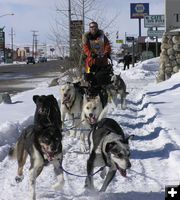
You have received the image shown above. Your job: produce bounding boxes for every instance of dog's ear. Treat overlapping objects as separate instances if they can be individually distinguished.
[125,135,135,143]
[105,142,116,152]
[48,94,56,101]
[33,95,39,103]
[94,95,101,103]
[83,94,88,104]
[73,81,81,88]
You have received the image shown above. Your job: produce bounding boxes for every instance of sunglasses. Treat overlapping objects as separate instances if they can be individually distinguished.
[90,26,97,28]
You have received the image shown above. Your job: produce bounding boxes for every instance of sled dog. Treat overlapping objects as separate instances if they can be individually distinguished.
[8,125,64,200]
[85,118,134,192]
[60,82,83,137]
[84,84,108,109]
[80,95,107,151]
[108,74,129,109]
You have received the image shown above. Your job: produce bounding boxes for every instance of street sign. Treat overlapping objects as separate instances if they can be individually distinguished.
[116,39,123,44]
[126,37,134,42]
[144,15,165,27]
[130,3,149,19]
[147,29,164,38]
[0,30,5,59]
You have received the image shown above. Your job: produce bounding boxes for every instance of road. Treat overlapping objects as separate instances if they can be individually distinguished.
[0,60,67,95]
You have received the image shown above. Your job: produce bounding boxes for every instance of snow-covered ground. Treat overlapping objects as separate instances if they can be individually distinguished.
[0,57,179,200]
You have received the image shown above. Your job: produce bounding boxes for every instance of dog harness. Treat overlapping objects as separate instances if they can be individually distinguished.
[63,93,76,111]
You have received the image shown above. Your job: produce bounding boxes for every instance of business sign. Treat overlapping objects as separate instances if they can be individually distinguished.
[165,0,180,31]
[70,20,83,40]
[147,29,164,38]
[116,39,123,44]
[0,30,5,59]
[126,37,134,42]
[130,3,149,19]
[144,15,165,28]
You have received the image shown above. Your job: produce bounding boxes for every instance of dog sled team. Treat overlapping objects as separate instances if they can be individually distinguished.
[8,21,134,200]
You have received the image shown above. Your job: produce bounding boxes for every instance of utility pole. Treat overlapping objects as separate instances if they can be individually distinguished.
[31,30,38,57]
[9,27,15,62]
[68,0,72,57]
[34,34,38,59]
[57,0,72,57]
[82,0,85,33]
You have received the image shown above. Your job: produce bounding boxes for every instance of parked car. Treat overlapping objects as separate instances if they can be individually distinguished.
[38,56,47,63]
[26,56,35,64]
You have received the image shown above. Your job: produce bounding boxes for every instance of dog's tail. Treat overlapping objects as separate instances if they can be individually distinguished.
[8,143,18,160]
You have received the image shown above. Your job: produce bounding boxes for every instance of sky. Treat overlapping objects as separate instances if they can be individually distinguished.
[0,57,180,199]
[1,0,164,49]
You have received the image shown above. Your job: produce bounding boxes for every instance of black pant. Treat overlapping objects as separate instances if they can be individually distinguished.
[124,63,129,70]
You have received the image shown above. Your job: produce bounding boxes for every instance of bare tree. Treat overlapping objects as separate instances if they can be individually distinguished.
[50,0,120,78]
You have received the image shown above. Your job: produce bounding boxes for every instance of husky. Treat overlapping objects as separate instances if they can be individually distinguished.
[84,84,108,109]
[8,125,64,200]
[60,82,83,137]
[85,118,134,192]
[107,74,129,110]
[80,95,108,151]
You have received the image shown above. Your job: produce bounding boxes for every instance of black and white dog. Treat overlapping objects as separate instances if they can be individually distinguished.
[85,118,134,192]
[9,125,64,200]
[107,74,129,109]
[8,95,64,200]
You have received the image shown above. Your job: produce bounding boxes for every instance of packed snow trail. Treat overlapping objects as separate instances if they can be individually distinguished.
[1,58,179,199]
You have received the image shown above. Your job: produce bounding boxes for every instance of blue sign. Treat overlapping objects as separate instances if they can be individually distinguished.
[130,3,149,19]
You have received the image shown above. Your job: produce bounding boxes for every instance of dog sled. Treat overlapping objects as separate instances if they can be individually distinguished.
[84,56,113,87]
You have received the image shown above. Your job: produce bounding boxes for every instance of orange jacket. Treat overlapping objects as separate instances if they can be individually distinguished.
[82,30,111,72]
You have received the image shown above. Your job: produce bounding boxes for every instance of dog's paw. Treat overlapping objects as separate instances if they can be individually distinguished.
[52,182,64,190]
[100,167,106,179]
[69,130,76,138]
[80,142,88,152]
[52,174,64,190]
[121,104,126,110]
[15,175,24,183]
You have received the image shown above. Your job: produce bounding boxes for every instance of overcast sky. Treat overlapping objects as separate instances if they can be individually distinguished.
[1,0,164,48]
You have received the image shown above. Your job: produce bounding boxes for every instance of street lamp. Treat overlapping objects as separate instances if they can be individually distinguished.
[0,13,14,18]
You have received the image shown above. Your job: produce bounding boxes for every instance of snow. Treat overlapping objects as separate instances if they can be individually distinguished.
[0,57,180,200]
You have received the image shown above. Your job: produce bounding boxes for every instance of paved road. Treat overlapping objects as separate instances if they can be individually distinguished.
[0,60,66,95]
